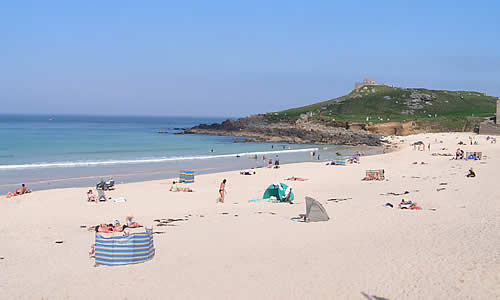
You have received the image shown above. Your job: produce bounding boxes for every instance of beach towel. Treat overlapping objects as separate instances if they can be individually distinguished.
[112,197,127,203]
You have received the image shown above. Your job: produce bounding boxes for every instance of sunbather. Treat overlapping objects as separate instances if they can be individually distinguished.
[466,168,476,178]
[6,184,30,198]
[112,224,128,232]
[87,189,97,202]
[93,224,114,233]
[126,216,141,228]
[240,170,256,175]
[291,214,306,222]
[285,176,308,181]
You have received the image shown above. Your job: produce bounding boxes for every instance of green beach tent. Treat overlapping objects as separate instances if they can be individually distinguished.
[263,183,294,203]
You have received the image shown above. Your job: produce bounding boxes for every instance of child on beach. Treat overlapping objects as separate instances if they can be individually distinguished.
[169,181,179,192]
[87,189,97,202]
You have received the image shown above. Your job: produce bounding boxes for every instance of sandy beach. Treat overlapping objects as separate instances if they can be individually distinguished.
[1,132,499,299]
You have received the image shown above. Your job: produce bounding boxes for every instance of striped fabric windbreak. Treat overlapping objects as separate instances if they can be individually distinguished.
[331,158,346,165]
[179,170,195,183]
[94,228,155,266]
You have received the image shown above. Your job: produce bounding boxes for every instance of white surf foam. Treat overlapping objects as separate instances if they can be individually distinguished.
[0,148,318,170]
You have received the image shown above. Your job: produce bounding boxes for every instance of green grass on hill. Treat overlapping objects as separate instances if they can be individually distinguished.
[269,85,497,129]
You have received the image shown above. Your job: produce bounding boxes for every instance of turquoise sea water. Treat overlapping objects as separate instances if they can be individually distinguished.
[0,114,381,193]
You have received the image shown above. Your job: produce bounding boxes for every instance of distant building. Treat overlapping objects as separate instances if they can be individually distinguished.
[354,78,379,90]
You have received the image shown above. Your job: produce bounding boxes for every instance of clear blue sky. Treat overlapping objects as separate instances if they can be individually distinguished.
[1,1,499,117]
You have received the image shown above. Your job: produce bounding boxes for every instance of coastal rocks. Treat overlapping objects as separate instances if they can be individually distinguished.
[185,115,382,146]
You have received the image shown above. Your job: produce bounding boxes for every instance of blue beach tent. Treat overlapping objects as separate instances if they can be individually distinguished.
[263,183,294,203]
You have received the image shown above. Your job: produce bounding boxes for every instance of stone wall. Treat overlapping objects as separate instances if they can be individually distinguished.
[497,99,500,124]
[479,121,500,135]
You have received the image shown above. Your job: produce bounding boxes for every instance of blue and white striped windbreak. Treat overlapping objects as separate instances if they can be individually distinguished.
[94,228,155,266]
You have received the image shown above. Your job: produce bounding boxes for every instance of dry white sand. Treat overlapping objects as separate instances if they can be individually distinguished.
[0,132,499,299]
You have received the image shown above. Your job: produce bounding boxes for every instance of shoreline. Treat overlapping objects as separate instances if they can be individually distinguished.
[1,132,498,299]
[0,145,383,195]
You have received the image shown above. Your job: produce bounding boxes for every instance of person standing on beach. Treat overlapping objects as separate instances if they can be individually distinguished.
[216,179,227,203]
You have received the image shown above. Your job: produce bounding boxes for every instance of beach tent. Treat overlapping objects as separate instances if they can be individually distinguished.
[94,228,155,266]
[305,196,330,222]
[179,170,195,183]
[263,183,294,202]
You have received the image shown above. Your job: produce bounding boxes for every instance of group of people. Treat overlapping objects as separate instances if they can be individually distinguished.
[91,216,141,233]
[268,155,280,168]
[169,181,193,192]
[362,171,383,181]
[6,184,30,198]
[413,143,430,151]
[88,216,142,257]
[96,177,114,191]
[87,189,106,202]
[310,151,320,160]
[262,155,280,168]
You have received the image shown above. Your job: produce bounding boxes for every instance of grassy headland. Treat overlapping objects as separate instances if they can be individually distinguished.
[269,85,497,130]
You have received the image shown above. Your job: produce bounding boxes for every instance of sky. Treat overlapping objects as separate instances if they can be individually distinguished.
[1,0,499,117]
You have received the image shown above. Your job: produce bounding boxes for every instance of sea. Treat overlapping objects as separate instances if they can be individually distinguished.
[0,114,382,194]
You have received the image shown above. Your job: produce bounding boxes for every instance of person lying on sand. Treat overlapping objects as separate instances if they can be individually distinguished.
[291,214,306,222]
[363,173,381,181]
[126,216,142,228]
[240,170,256,175]
[91,224,114,233]
[6,184,30,198]
[112,224,127,232]
[285,176,308,181]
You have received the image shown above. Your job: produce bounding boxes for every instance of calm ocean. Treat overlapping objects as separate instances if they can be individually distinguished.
[0,114,381,193]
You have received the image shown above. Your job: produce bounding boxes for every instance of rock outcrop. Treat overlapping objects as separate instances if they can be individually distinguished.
[184,115,382,146]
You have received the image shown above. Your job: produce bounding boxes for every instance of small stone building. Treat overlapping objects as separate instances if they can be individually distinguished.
[354,78,377,90]
[363,78,376,85]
